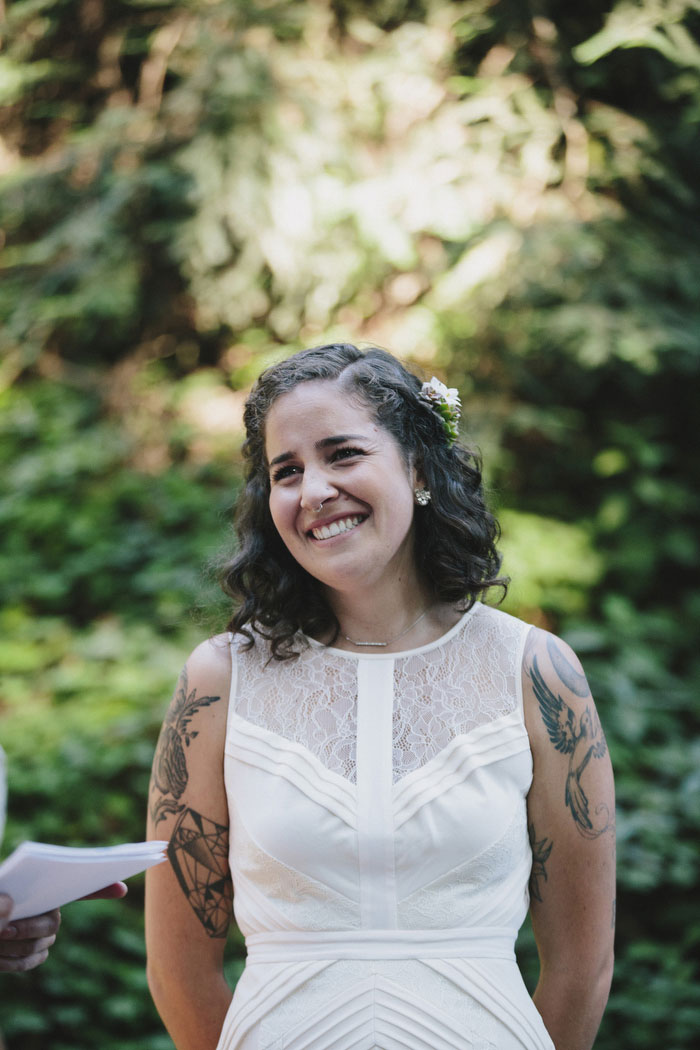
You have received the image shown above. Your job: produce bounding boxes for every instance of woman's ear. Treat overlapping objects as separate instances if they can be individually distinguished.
[412,456,426,491]
[414,477,427,494]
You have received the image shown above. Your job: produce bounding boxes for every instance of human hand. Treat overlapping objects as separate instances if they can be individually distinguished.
[80,881,128,901]
[0,896,61,973]
[0,883,127,972]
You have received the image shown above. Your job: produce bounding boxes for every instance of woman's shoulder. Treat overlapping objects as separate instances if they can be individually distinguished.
[520,622,585,674]
[183,633,234,693]
[474,604,585,678]
[472,599,536,640]
[520,624,597,748]
[184,628,278,682]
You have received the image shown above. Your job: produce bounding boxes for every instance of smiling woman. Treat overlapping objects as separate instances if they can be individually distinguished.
[145,344,615,1050]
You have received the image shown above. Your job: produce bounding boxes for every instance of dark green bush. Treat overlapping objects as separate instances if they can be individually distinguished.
[0,380,237,628]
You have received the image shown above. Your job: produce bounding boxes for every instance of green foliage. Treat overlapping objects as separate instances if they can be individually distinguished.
[0,379,237,628]
[499,510,604,618]
[1,0,699,1046]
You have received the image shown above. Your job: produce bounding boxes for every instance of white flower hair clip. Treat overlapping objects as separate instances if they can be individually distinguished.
[419,376,461,445]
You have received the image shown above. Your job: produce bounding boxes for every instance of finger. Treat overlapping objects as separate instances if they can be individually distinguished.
[0,908,61,941]
[80,882,128,901]
[0,932,57,960]
[0,947,50,973]
[0,894,13,928]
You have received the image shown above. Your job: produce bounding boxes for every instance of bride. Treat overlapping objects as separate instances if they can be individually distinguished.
[146,343,615,1050]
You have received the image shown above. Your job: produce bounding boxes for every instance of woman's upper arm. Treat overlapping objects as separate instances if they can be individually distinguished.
[146,634,234,965]
[522,626,616,976]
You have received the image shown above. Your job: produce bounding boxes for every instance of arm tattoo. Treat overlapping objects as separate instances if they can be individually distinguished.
[527,642,612,839]
[168,807,233,938]
[149,667,221,826]
[546,634,590,698]
[528,822,553,903]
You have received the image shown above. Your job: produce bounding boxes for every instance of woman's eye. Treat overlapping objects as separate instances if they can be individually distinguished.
[332,446,365,462]
[271,464,301,482]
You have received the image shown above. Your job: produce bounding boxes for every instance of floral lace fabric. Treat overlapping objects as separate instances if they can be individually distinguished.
[234,603,522,784]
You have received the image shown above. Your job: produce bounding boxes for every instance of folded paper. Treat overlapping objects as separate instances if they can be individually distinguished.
[0,840,168,920]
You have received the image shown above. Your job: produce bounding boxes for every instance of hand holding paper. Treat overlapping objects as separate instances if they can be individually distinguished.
[0,898,62,973]
[0,840,168,921]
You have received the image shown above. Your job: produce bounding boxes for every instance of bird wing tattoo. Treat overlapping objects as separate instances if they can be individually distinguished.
[529,654,577,755]
[529,652,611,839]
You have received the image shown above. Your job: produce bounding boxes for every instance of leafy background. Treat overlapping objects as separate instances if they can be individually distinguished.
[1,0,699,1046]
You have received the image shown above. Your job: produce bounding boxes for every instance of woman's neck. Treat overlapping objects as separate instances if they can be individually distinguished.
[321,577,455,653]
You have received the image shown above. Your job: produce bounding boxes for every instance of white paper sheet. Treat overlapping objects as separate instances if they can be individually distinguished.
[0,840,168,920]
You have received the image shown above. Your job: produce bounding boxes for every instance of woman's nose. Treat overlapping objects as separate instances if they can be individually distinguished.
[299,470,337,511]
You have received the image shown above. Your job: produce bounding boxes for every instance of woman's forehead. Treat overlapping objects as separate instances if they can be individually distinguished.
[264,380,379,455]
[267,380,372,428]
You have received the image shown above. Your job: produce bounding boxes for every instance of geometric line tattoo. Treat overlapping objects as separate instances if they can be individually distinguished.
[168,807,233,938]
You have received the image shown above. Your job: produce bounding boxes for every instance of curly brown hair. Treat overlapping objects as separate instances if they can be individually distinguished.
[221,343,507,658]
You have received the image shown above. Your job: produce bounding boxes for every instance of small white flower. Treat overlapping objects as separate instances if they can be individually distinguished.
[419,376,462,445]
[422,377,461,409]
[443,386,461,409]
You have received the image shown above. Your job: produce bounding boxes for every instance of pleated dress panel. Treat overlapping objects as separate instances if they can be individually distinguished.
[216,603,555,1050]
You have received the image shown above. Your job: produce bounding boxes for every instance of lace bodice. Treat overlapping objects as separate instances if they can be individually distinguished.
[233,603,523,783]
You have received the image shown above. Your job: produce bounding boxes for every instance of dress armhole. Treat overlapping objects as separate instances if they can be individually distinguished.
[226,632,239,736]
[515,622,534,720]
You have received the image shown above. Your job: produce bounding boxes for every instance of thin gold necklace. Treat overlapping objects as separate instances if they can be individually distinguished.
[343,607,431,648]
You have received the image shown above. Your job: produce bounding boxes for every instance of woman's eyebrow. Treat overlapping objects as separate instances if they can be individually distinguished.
[268,434,366,468]
[317,433,366,450]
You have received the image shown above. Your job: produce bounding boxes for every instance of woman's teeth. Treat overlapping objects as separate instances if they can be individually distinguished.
[311,515,364,541]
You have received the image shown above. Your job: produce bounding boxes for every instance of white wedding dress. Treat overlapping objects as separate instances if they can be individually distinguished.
[215,602,555,1050]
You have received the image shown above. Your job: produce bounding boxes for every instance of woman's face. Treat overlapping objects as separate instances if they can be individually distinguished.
[265,379,421,596]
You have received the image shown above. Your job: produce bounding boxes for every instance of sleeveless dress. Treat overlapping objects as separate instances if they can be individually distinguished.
[216,602,555,1050]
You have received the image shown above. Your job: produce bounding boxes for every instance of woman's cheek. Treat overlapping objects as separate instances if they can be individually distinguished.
[269,491,295,536]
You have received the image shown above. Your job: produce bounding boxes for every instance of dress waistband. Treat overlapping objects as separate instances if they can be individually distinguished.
[245,927,516,963]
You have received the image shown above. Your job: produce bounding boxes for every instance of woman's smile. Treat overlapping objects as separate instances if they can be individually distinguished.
[308,513,368,542]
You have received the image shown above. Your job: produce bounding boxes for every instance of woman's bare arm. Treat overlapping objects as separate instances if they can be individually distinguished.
[146,636,234,1050]
[523,627,616,1050]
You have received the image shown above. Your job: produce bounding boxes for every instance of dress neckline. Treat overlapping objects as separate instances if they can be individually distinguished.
[303,603,480,660]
